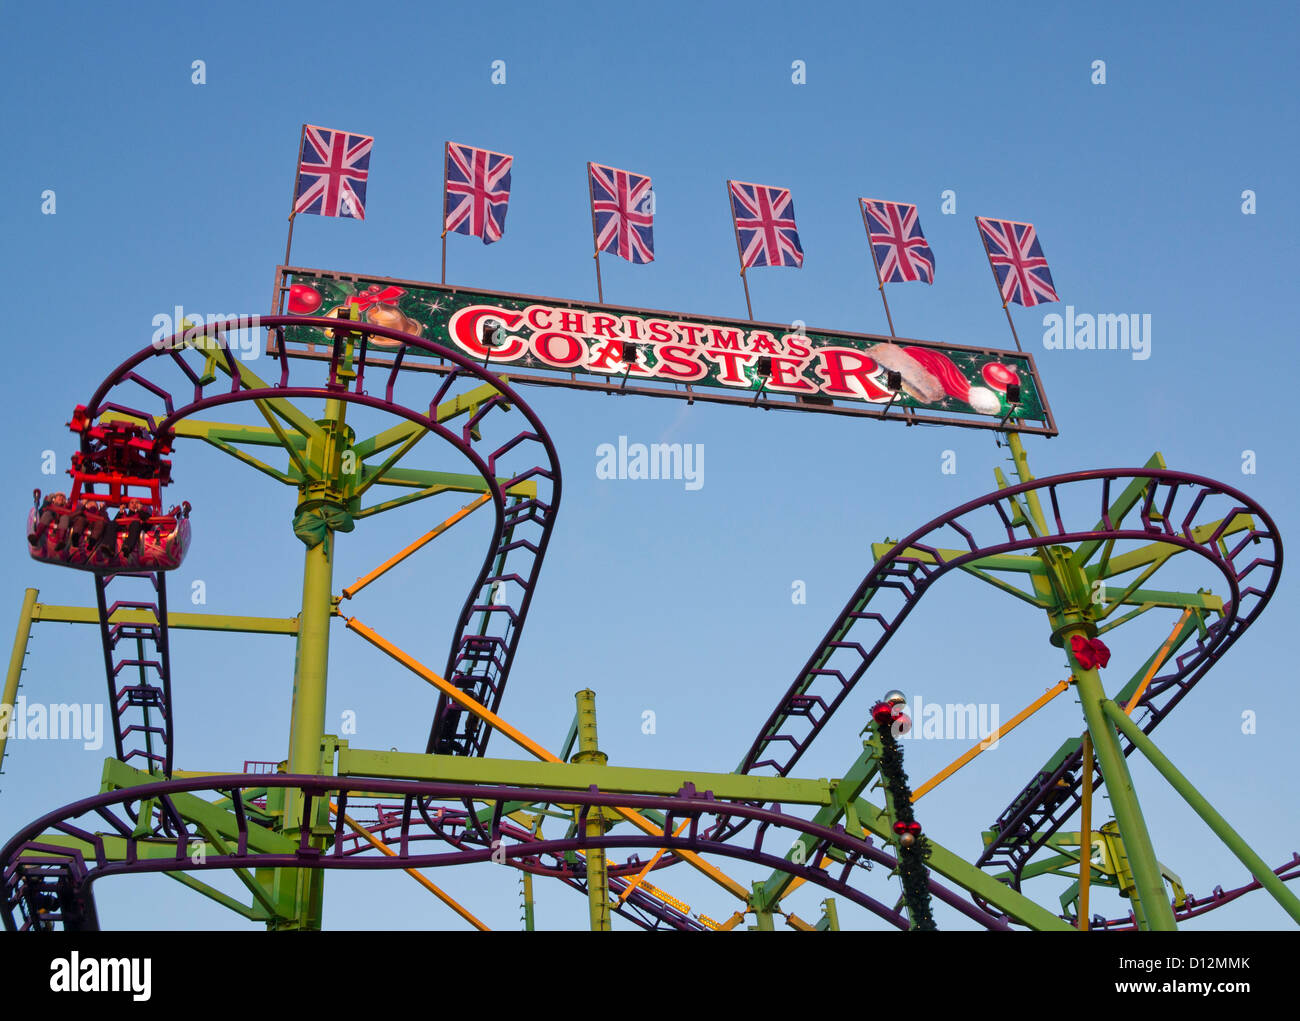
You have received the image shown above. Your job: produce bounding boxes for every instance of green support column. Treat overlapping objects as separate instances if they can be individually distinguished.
[749,882,776,930]
[1,589,39,773]
[571,689,611,931]
[273,396,350,931]
[520,872,535,931]
[1066,626,1176,930]
[1103,699,1300,925]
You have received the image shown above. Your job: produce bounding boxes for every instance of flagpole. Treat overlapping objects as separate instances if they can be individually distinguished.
[277,123,307,313]
[859,200,896,338]
[726,180,754,320]
[587,162,604,303]
[440,142,449,285]
[976,216,1024,353]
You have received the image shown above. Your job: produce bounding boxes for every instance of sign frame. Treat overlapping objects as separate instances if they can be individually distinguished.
[269,266,1058,436]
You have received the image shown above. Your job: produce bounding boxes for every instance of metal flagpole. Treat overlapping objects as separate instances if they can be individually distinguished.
[277,124,307,314]
[440,142,449,285]
[859,200,896,337]
[976,216,1024,352]
[588,162,604,303]
[726,180,754,320]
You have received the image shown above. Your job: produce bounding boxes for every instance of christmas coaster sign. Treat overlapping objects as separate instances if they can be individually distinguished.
[272,266,1057,435]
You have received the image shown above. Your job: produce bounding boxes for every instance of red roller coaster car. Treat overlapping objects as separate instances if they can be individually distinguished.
[26,406,191,573]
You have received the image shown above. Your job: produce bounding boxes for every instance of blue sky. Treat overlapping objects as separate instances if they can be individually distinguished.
[2,1,1298,930]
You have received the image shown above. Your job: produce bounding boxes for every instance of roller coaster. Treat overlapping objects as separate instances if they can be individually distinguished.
[2,297,1297,931]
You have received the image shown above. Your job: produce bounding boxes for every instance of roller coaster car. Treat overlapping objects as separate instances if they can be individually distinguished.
[25,408,191,573]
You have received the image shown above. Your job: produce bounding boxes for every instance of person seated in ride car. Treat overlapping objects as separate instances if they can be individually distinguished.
[115,499,152,558]
[93,502,120,559]
[29,492,68,546]
[58,499,91,554]
[68,499,108,554]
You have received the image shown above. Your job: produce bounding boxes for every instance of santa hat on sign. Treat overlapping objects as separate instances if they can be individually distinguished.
[902,347,1018,415]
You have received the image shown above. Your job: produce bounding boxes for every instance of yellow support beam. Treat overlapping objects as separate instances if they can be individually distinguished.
[912,679,1070,802]
[617,819,690,904]
[31,603,300,636]
[329,801,490,931]
[344,616,751,903]
[342,493,492,600]
[1123,607,1194,716]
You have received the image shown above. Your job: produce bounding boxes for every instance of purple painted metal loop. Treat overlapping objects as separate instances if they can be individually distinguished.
[1,772,1014,932]
[73,314,563,762]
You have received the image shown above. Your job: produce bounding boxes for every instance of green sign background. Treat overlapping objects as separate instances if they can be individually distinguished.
[278,268,1049,424]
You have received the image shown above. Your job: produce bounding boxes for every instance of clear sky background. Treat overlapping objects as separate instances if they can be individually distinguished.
[2,1,1298,931]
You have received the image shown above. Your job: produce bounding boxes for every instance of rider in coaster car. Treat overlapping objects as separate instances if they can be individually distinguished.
[58,499,90,554]
[115,498,152,558]
[62,499,107,554]
[29,492,68,547]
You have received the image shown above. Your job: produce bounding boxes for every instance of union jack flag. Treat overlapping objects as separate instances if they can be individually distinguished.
[977,217,1059,307]
[861,199,934,284]
[728,180,803,269]
[293,125,372,220]
[589,162,654,264]
[444,142,513,244]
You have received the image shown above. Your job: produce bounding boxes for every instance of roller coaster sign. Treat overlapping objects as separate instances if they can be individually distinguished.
[272,267,1057,434]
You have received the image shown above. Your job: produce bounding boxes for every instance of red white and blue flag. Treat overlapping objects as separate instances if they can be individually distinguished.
[728,180,804,269]
[294,125,373,220]
[589,162,654,264]
[861,199,935,284]
[977,217,1059,307]
[444,142,513,244]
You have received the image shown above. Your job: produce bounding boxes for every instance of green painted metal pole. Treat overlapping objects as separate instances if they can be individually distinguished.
[1,589,39,773]
[571,689,611,931]
[271,530,335,930]
[1005,431,1050,536]
[1102,699,1300,925]
[1066,628,1176,930]
[286,539,335,782]
[274,395,349,930]
[520,872,535,931]
[750,882,776,930]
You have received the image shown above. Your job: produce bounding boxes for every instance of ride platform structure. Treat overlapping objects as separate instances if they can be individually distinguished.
[2,289,1296,932]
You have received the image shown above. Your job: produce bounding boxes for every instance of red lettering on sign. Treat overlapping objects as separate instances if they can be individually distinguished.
[815,349,888,400]
[532,330,587,367]
[783,334,811,358]
[708,327,745,350]
[652,344,707,381]
[750,332,780,355]
[525,305,555,331]
[704,348,754,385]
[555,309,586,334]
[677,324,708,346]
[587,339,632,373]
[448,306,526,360]
[766,356,816,392]
[647,320,675,343]
[588,314,620,340]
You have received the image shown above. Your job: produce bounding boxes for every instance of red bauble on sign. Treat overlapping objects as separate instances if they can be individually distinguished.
[981,362,1020,393]
[288,284,323,314]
